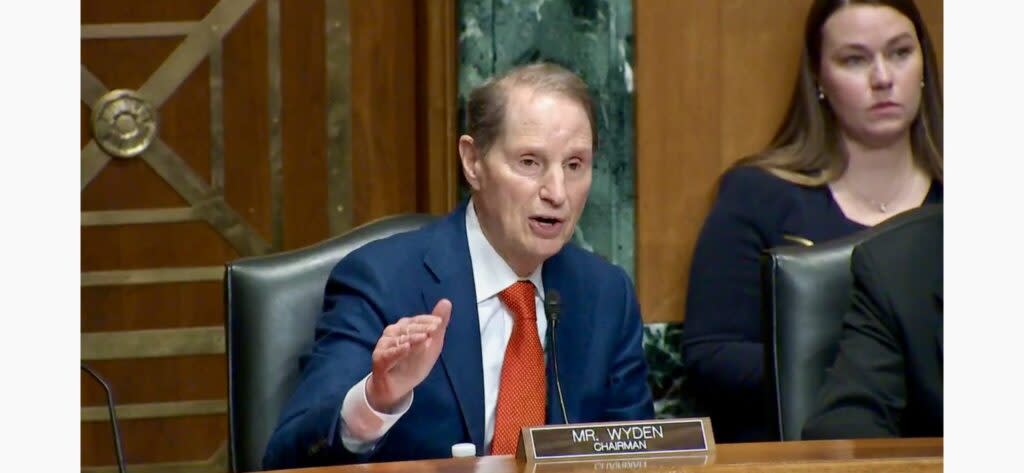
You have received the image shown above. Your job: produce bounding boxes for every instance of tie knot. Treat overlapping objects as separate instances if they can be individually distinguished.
[499,280,536,321]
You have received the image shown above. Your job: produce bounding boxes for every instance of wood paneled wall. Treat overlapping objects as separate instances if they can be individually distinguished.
[635,0,943,323]
[349,1,419,223]
[81,1,455,471]
[347,0,458,224]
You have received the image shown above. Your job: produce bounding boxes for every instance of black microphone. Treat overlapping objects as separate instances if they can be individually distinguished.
[544,290,569,424]
[82,363,127,473]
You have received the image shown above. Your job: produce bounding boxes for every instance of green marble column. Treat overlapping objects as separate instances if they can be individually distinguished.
[458,0,636,280]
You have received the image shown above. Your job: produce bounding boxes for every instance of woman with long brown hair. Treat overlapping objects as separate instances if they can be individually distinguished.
[681,0,942,442]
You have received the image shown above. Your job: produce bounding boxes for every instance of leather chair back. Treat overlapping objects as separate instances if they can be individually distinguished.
[225,214,435,472]
[761,205,941,440]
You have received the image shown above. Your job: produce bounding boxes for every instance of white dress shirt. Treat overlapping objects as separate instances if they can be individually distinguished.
[339,199,548,454]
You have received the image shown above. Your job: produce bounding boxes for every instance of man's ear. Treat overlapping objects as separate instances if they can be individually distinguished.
[458,135,483,191]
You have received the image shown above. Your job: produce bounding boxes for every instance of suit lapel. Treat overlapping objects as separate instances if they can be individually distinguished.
[542,247,594,424]
[422,204,487,452]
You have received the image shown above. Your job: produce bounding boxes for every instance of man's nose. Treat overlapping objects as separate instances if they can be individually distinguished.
[539,166,567,207]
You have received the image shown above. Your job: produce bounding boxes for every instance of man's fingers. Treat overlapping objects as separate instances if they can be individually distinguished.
[407,314,441,325]
[382,317,412,337]
[373,339,410,371]
[405,332,429,346]
[377,302,450,355]
[431,299,453,341]
[375,330,410,359]
[432,299,453,327]
[381,316,437,344]
[403,320,441,335]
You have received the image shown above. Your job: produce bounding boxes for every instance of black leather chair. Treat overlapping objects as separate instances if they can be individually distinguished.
[761,205,941,440]
[225,214,436,472]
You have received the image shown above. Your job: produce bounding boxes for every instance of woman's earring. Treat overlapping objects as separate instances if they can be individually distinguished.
[920,80,925,89]
[817,89,825,101]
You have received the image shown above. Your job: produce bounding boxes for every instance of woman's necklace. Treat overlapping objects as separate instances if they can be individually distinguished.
[843,169,915,213]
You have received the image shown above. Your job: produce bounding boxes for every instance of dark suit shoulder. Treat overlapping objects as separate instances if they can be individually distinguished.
[848,206,942,339]
[855,206,942,268]
[328,222,436,280]
[557,242,630,282]
[346,223,432,257]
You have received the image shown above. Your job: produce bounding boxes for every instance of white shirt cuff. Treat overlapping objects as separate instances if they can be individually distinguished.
[339,373,413,453]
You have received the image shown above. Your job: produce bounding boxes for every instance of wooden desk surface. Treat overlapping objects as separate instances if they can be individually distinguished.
[269,437,942,473]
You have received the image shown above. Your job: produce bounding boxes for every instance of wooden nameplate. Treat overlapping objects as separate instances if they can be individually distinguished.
[516,417,715,463]
[525,454,713,473]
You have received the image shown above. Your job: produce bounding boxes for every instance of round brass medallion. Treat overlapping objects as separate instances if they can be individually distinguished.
[91,89,158,158]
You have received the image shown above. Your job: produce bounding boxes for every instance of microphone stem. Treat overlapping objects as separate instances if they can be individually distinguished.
[551,320,569,424]
[82,364,127,473]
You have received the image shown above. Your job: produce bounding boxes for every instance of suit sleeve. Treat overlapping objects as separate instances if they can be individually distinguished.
[801,244,907,439]
[262,252,395,469]
[602,265,656,421]
[681,168,784,399]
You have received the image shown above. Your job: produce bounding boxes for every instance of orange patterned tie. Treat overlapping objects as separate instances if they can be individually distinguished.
[490,280,547,455]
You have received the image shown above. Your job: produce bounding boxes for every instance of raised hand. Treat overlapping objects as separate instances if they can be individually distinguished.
[365,299,453,412]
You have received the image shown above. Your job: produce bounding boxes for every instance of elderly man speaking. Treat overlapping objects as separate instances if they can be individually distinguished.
[263,63,653,469]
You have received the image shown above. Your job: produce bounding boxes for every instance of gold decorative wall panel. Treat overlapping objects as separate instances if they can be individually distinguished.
[81,22,199,40]
[324,0,353,235]
[80,1,299,471]
[79,0,465,465]
[81,267,224,287]
[82,400,226,423]
[82,327,224,361]
[267,0,284,248]
[82,446,227,473]
[81,208,201,226]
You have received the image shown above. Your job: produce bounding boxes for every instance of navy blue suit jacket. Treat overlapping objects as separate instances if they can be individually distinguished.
[262,203,654,468]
